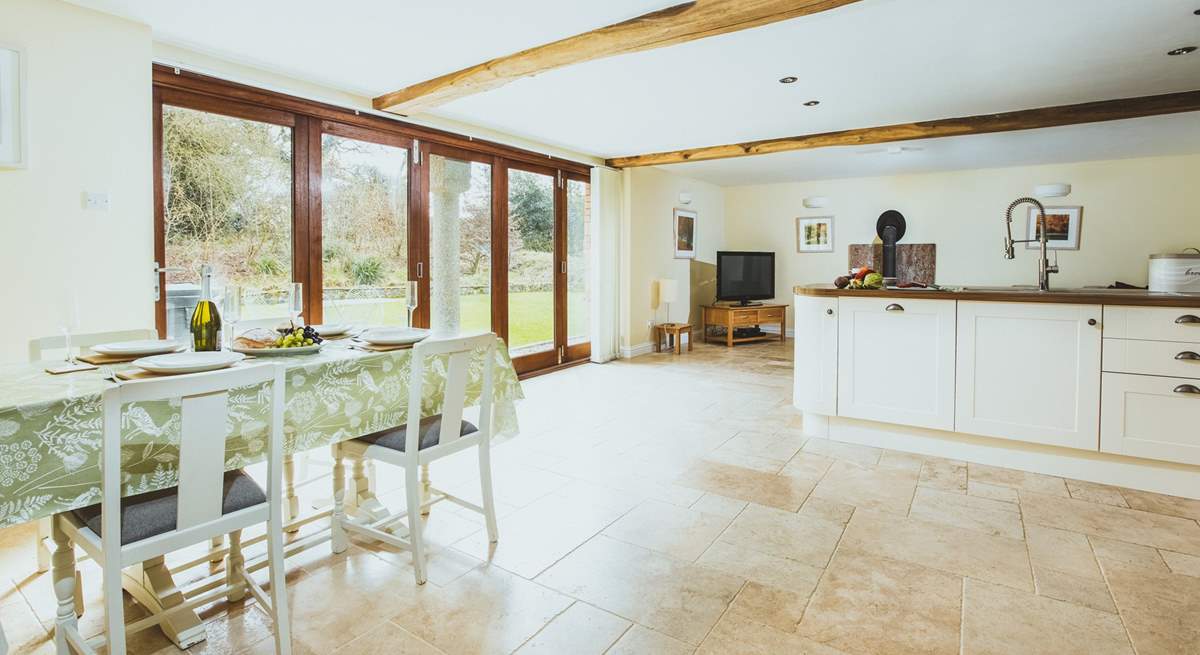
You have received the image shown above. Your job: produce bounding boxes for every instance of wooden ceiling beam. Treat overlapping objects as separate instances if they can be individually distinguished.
[372,0,862,114]
[605,90,1200,168]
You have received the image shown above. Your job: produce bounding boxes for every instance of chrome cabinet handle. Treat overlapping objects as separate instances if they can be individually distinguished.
[1173,384,1200,395]
[1176,315,1200,324]
[884,303,904,312]
[1176,351,1200,361]
[1087,319,1097,326]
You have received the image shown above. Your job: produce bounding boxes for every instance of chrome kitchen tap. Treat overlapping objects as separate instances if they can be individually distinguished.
[1004,197,1059,291]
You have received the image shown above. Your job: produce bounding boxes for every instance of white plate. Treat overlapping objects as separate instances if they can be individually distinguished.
[359,327,431,346]
[309,324,351,337]
[92,339,183,356]
[231,344,322,357]
[132,351,245,375]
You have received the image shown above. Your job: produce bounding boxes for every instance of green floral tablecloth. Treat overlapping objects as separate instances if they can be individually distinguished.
[0,343,522,528]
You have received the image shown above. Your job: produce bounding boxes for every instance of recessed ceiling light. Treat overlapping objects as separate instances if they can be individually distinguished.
[804,100,820,106]
[1168,46,1197,55]
[779,76,798,84]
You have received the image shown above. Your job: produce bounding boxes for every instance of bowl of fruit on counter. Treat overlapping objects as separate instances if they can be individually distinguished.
[232,326,324,356]
[834,267,885,290]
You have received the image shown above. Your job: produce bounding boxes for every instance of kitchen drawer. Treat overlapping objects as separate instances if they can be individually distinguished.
[1103,305,1200,343]
[1101,373,1200,465]
[1103,338,1200,378]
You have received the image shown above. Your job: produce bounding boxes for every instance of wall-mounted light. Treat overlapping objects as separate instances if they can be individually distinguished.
[678,192,693,205]
[803,196,830,208]
[1034,183,1071,198]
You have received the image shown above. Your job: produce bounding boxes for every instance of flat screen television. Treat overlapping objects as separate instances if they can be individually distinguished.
[716,251,775,305]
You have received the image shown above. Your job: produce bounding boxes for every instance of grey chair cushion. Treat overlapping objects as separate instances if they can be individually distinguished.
[354,415,478,453]
[72,470,266,545]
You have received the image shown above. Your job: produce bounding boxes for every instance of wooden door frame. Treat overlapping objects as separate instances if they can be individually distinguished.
[314,121,417,327]
[500,159,561,375]
[562,171,592,364]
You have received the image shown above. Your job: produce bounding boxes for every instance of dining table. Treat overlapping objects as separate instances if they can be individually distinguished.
[0,337,523,650]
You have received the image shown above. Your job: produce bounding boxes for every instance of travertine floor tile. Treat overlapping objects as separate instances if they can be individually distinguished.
[689,492,748,519]
[676,460,815,512]
[695,539,824,594]
[1032,566,1117,613]
[388,564,572,655]
[606,625,693,655]
[961,578,1132,655]
[967,463,1068,496]
[330,620,443,654]
[908,487,1023,539]
[727,581,811,633]
[877,450,925,472]
[1118,487,1200,521]
[800,439,882,468]
[536,536,742,645]
[810,461,919,515]
[1066,480,1129,507]
[918,457,967,493]
[839,510,1033,591]
[513,601,630,654]
[701,611,850,655]
[797,550,961,655]
[716,503,845,569]
[780,452,835,481]
[1160,550,1200,577]
[967,481,1019,504]
[1021,491,1200,555]
[798,496,855,526]
[1025,524,1103,581]
[1088,536,1170,571]
[717,431,805,462]
[1102,559,1200,654]
[602,500,732,562]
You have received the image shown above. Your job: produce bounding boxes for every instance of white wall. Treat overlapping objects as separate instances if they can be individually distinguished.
[0,0,153,363]
[724,154,1200,325]
[622,167,724,353]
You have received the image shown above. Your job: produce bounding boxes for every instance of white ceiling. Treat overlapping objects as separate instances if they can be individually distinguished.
[72,0,1200,184]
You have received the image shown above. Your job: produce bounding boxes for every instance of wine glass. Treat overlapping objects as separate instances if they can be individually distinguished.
[289,282,304,327]
[406,280,418,328]
[58,288,81,364]
[223,284,242,349]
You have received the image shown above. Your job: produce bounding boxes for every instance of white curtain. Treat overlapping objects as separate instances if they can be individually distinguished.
[589,167,622,363]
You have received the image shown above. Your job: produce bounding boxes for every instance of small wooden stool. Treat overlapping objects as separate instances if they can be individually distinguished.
[654,323,693,354]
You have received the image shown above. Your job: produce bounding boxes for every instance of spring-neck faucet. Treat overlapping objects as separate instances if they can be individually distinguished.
[1004,197,1058,291]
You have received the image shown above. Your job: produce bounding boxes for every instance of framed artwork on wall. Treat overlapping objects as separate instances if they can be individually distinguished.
[0,45,26,169]
[1026,206,1082,250]
[796,216,834,253]
[674,208,697,259]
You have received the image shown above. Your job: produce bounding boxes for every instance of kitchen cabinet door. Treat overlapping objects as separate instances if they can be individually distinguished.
[794,295,838,415]
[956,301,1101,450]
[837,296,956,430]
[1101,372,1200,465]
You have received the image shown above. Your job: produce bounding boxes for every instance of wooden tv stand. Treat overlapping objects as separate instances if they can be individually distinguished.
[702,303,787,347]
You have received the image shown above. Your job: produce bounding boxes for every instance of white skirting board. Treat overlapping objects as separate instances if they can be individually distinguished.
[619,331,692,359]
[759,325,796,338]
[802,413,1200,501]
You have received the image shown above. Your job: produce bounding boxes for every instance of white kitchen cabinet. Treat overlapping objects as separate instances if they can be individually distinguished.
[1103,305,1200,342]
[793,295,838,415]
[1101,372,1200,465]
[836,296,956,431]
[955,302,1102,450]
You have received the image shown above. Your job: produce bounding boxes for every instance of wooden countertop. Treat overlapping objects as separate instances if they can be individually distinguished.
[794,284,1200,308]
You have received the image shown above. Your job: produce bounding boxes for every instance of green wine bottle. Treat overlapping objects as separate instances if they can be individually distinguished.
[190,264,223,351]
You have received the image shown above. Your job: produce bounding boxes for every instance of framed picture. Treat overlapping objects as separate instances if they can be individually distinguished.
[0,45,26,169]
[796,216,834,253]
[1026,206,1082,250]
[673,208,697,259]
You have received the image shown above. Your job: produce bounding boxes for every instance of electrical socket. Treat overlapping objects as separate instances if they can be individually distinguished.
[82,191,110,211]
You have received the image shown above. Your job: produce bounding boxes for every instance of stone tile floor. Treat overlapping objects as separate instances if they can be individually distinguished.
[2,339,1199,654]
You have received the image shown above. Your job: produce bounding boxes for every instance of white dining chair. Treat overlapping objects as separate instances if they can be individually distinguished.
[50,365,292,655]
[28,329,157,575]
[330,332,499,585]
[27,328,158,362]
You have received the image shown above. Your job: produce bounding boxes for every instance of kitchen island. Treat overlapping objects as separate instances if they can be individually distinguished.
[793,283,1200,498]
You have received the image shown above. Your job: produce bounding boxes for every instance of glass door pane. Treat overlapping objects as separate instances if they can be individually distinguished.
[507,168,556,359]
[566,178,591,352]
[162,105,293,339]
[320,132,410,327]
[428,152,492,334]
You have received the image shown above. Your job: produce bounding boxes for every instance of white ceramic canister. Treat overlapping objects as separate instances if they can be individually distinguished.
[1149,248,1200,293]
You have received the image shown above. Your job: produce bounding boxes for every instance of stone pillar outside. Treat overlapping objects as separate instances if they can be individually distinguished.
[428,155,473,336]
